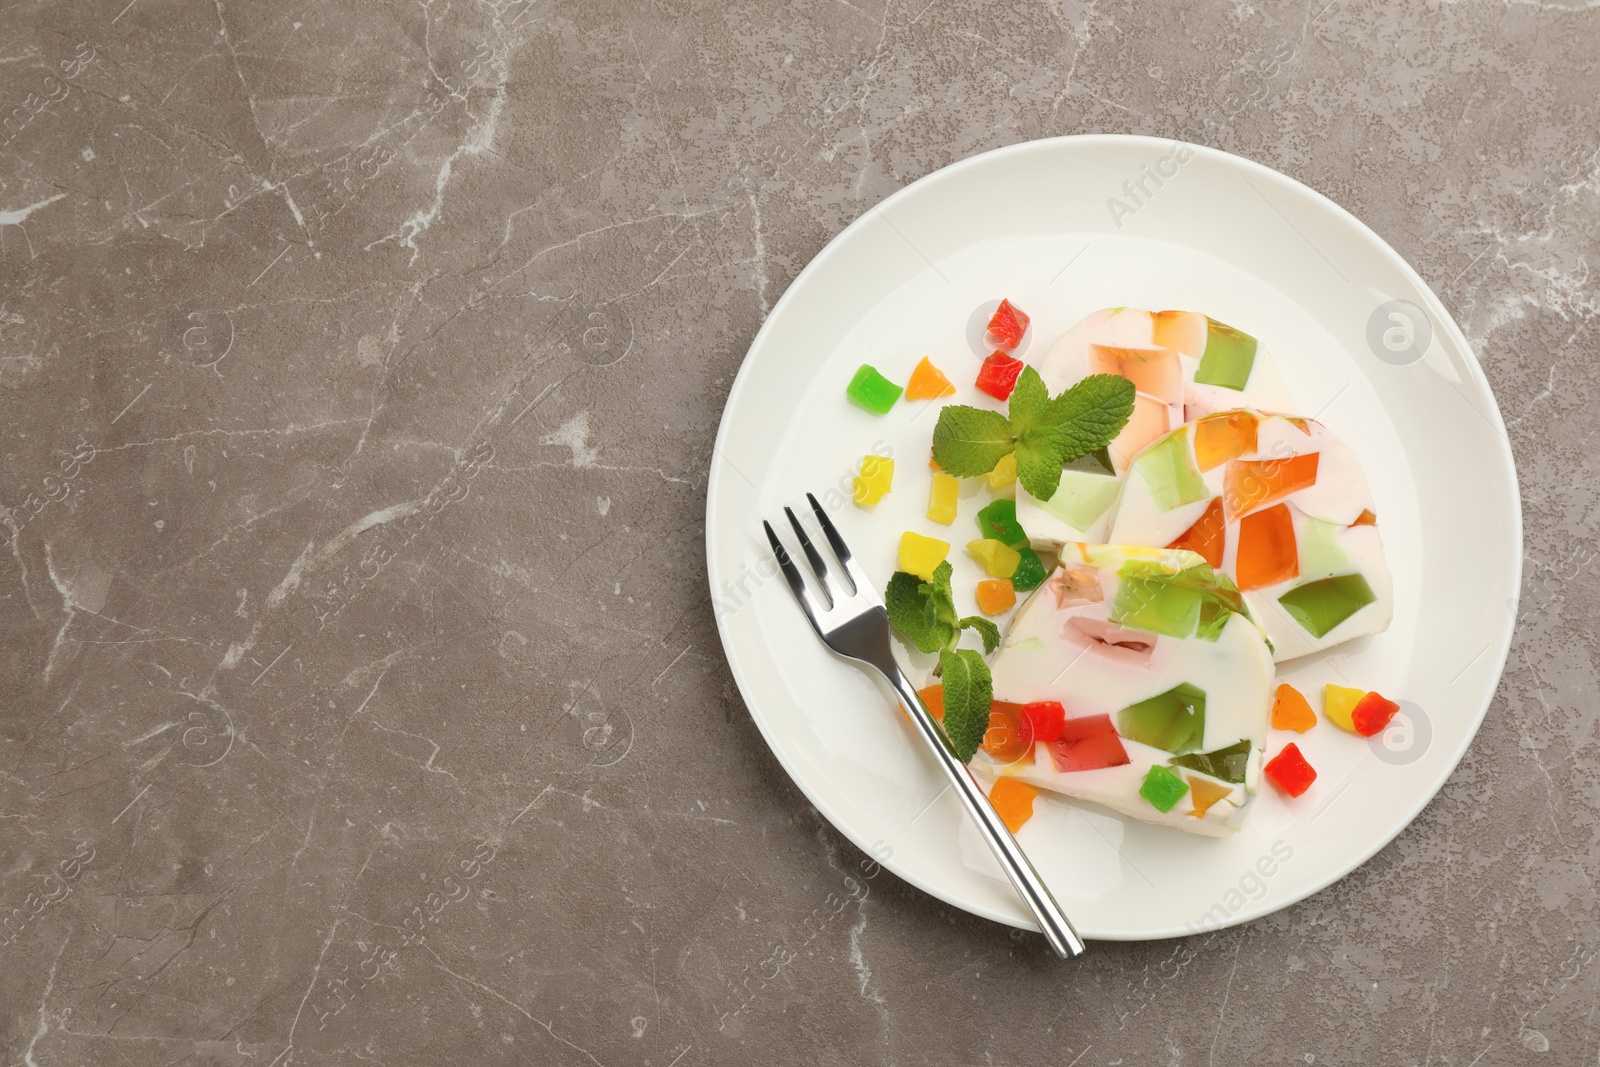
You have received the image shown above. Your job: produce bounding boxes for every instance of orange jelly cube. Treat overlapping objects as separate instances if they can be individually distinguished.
[1167,496,1225,568]
[905,356,956,400]
[1187,776,1233,819]
[1224,452,1319,519]
[1235,503,1299,591]
[1271,682,1317,732]
[987,776,1039,833]
[917,684,945,722]
[1193,410,1259,472]
[975,578,1017,615]
[1351,508,1377,527]
[1151,309,1208,355]
[1108,393,1171,470]
[1088,344,1183,404]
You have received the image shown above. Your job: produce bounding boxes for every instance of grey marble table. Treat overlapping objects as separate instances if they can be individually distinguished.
[1,1,1594,1064]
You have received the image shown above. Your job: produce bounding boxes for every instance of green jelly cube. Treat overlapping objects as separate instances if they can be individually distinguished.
[1113,572,1202,638]
[1169,738,1252,784]
[976,499,1028,548]
[1296,517,1349,582]
[1132,431,1209,512]
[1193,318,1259,391]
[1010,547,1048,592]
[1139,765,1191,813]
[1117,682,1207,755]
[846,364,903,414]
[1034,468,1121,531]
[1277,573,1377,638]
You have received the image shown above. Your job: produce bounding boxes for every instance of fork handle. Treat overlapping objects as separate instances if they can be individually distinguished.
[881,665,1087,959]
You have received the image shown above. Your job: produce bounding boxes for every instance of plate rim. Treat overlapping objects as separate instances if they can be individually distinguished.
[705,133,1523,940]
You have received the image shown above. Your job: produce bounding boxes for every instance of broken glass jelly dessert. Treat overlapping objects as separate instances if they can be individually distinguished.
[971,544,1274,836]
[846,364,902,414]
[852,455,894,507]
[905,356,956,400]
[1107,410,1392,662]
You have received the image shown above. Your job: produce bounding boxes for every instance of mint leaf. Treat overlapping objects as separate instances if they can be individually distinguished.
[1006,365,1050,438]
[932,406,1014,477]
[938,648,993,762]
[1040,373,1137,460]
[1014,443,1066,501]
[885,562,960,654]
[959,616,1001,654]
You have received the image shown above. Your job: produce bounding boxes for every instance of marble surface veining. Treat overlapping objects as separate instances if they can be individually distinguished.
[2,0,1598,1064]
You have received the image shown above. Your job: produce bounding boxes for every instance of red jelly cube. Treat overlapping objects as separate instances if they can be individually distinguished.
[986,299,1031,349]
[1018,701,1066,745]
[1049,714,1131,773]
[1351,691,1400,737]
[975,351,1025,401]
[1264,743,1317,798]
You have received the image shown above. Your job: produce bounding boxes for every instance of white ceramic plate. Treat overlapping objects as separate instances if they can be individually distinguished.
[705,135,1520,940]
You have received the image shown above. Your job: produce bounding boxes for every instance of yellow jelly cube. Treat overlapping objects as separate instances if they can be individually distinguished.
[927,472,959,525]
[852,455,894,507]
[967,538,1021,579]
[1323,684,1366,733]
[898,532,949,581]
[986,453,1018,492]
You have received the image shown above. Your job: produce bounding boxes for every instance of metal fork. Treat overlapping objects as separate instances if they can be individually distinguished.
[763,493,1086,959]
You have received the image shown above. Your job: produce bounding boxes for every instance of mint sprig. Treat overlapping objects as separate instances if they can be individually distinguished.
[932,367,1136,500]
[938,648,992,762]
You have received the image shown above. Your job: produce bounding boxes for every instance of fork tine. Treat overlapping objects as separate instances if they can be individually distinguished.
[807,492,871,601]
[784,506,840,607]
[763,521,827,632]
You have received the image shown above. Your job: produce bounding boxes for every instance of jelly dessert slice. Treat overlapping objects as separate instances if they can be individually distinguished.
[1167,496,1225,569]
[1089,344,1183,405]
[1193,410,1259,472]
[1235,503,1299,591]
[1278,573,1377,637]
[1117,682,1207,755]
[1193,319,1259,391]
[1168,738,1251,784]
[1132,428,1209,512]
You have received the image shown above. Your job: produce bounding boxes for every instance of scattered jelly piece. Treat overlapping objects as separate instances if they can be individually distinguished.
[1193,410,1259,472]
[1235,503,1299,591]
[1049,714,1131,772]
[981,701,1031,762]
[846,364,902,414]
[1116,682,1207,755]
[1223,452,1320,518]
[967,538,1021,579]
[917,684,945,722]
[1019,701,1067,745]
[976,498,1027,545]
[1009,548,1047,592]
[1187,776,1233,819]
[1139,765,1191,813]
[1352,508,1378,527]
[988,776,1039,833]
[927,471,959,525]
[852,455,895,507]
[1133,429,1210,512]
[1271,683,1317,733]
[1108,394,1172,470]
[1167,496,1225,569]
[1278,573,1377,637]
[1089,344,1183,404]
[1168,739,1251,784]
[1264,742,1317,797]
[1351,691,1400,737]
[986,299,1031,350]
[975,578,1016,616]
[1322,684,1365,733]
[899,531,950,582]
[905,356,956,400]
[1193,318,1259,391]
[975,351,1025,400]
[986,453,1017,491]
